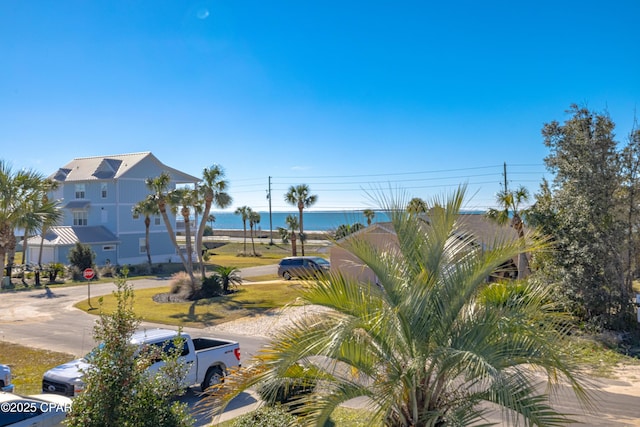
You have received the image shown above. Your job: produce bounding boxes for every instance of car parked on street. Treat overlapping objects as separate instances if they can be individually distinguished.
[1,364,14,393]
[277,256,330,280]
[0,391,71,427]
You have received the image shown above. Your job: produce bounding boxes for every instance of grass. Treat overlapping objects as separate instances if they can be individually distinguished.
[74,281,306,328]
[0,341,74,395]
[213,407,375,427]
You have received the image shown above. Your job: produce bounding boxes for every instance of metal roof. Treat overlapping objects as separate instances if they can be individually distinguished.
[63,201,91,209]
[27,226,119,246]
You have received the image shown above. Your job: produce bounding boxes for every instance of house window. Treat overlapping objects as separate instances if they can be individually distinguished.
[75,184,85,199]
[73,211,88,226]
[154,215,161,226]
[103,245,115,251]
[139,238,147,254]
[101,183,108,199]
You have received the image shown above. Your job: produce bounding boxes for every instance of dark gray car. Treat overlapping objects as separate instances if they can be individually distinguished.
[277,256,330,280]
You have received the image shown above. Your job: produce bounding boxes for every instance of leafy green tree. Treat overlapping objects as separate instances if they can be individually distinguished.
[234,206,251,254]
[196,165,232,276]
[486,184,531,278]
[207,187,588,426]
[68,242,96,280]
[66,278,193,427]
[530,104,630,328]
[132,195,160,272]
[333,222,364,240]
[362,208,375,226]
[284,184,317,256]
[406,196,427,214]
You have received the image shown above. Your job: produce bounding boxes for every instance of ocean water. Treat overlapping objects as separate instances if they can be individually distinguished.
[208,211,391,232]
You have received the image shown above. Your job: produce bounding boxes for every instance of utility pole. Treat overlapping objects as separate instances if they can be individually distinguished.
[268,176,274,245]
[503,162,508,194]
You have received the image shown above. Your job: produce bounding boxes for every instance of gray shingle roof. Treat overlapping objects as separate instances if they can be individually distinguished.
[50,152,199,183]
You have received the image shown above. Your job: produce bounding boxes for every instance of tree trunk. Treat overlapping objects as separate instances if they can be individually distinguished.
[144,217,152,272]
[298,204,305,256]
[197,197,212,278]
[291,232,297,256]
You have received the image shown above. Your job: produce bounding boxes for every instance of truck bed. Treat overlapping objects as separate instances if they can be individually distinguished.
[192,337,235,352]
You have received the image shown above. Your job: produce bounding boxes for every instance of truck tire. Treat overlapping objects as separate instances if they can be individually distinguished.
[283,271,292,280]
[201,366,224,393]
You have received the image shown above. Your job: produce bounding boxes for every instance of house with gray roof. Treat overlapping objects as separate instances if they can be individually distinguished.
[26,152,199,267]
[330,213,522,284]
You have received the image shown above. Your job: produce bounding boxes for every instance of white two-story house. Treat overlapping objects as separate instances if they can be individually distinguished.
[26,152,199,267]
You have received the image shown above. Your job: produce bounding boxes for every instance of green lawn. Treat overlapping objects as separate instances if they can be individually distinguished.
[0,342,74,395]
[75,281,307,328]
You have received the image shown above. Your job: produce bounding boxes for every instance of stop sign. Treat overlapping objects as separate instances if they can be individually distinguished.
[83,268,95,280]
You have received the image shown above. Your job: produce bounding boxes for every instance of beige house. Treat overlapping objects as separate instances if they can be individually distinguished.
[330,213,522,284]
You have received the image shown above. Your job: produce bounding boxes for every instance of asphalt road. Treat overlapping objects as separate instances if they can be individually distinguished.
[0,276,268,425]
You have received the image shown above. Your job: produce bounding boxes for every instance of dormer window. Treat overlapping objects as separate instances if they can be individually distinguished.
[75,184,86,199]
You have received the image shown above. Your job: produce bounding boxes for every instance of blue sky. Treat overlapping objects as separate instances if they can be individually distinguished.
[1,1,639,212]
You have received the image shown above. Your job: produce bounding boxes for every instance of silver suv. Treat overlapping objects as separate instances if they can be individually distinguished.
[277,256,330,280]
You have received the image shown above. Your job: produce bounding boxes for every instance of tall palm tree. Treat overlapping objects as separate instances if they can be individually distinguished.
[248,210,261,256]
[169,187,200,283]
[196,165,232,276]
[132,195,160,272]
[285,214,298,256]
[362,208,375,226]
[0,161,51,285]
[36,181,62,270]
[406,196,428,214]
[145,173,190,274]
[486,184,530,278]
[19,184,62,285]
[234,206,251,254]
[207,186,588,426]
[284,184,317,256]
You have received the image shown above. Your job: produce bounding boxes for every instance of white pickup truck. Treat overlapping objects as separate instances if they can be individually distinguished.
[42,328,241,397]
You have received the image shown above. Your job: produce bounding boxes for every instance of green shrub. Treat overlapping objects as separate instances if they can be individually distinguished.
[67,242,95,272]
[231,405,298,427]
[200,275,222,298]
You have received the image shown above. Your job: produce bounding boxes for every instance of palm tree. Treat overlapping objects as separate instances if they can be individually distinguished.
[36,181,62,270]
[234,206,251,254]
[169,187,200,283]
[248,210,261,256]
[486,184,531,278]
[284,184,317,256]
[207,186,588,426]
[406,196,428,214]
[145,173,190,274]
[285,214,298,256]
[0,161,51,285]
[214,265,242,293]
[132,195,160,272]
[196,165,232,276]
[19,184,62,285]
[362,208,375,226]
